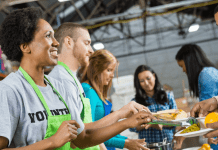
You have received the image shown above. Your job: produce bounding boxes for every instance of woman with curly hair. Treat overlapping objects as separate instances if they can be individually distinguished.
[129,65,177,146]
[0,7,84,149]
[0,7,154,149]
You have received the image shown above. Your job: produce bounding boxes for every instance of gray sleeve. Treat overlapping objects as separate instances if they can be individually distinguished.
[0,84,20,145]
[62,80,82,112]
[60,81,85,135]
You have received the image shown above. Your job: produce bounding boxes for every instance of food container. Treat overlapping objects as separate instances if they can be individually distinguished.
[160,142,173,150]
[146,142,173,150]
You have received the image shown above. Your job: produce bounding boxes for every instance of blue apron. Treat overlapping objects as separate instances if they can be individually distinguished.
[103,100,116,150]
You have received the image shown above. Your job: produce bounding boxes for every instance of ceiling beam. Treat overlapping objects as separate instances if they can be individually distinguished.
[86,1,102,20]
[6,0,38,6]
[49,3,65,24]
[115,36,218,58]
[92,19,214,43]
[70,0,85,21]
[76,0,213,25]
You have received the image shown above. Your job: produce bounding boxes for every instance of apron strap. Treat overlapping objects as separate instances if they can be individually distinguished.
[57,61,84,99]
[44,76,70,112]
[19,67,69,116]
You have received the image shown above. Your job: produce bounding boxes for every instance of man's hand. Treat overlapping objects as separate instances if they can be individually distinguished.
[190,97,218,117]
[118,101,150,119]
[124,139,149,150]
[208,137,218,145]
[127,111,155,128]
[204,122,218,138]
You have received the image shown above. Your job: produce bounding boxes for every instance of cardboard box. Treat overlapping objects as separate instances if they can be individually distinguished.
[175,97,191,112]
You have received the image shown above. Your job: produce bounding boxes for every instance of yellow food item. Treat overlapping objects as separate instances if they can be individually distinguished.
[198,144,210,150]
[205,112,218,128]
[180,124,200,134]
[156,109,187,121]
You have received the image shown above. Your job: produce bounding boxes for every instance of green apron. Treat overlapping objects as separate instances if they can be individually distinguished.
[58,61,100,150]
[19,67,71,150]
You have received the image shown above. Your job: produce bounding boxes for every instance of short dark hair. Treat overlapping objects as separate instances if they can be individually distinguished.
[134,65,168,106]
[54,22,88,53]
[175,44,215,97]
[214,5,218,15]
[0,7,44,62]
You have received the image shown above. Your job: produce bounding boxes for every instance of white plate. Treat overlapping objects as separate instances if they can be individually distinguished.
[175,128,214,138]
[175,117,214,138]
[182,147,212,150]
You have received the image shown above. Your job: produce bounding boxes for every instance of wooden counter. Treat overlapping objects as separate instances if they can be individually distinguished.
[0,73,6,81]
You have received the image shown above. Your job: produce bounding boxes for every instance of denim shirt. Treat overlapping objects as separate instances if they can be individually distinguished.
[129,91,177,143]
[198,67,218,101]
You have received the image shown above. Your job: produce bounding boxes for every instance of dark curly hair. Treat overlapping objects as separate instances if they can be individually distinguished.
[0,7,44,62]
[134,65,168,106]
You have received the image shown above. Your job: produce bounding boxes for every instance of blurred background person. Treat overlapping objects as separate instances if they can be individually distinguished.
[176,43,218,149]
[129,65,177,147]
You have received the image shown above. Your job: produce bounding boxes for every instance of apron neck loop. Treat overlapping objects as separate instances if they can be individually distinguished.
[58,61,84,99]
[19,66,69,116]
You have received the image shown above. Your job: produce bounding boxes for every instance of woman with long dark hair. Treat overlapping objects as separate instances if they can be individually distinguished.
[176,43,218,148]
[176,44,218,101]
[129,65,177,145]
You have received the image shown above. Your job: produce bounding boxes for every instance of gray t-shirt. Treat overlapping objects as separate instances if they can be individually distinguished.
[49,65,84,113]
[0,70,84,148]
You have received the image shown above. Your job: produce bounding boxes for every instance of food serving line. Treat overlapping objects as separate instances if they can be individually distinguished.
[143,109,214,150]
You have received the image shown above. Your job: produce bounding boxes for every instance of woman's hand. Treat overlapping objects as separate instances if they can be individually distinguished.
[127,111,155,128]
[124,139,149,150]
[118,101,150,119]
[50,120,80,148]
[142,124,163,130]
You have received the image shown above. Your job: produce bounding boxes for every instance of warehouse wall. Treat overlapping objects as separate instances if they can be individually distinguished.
[92,14,218,99]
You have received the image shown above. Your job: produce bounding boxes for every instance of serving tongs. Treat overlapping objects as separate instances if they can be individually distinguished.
[147,117,200,127]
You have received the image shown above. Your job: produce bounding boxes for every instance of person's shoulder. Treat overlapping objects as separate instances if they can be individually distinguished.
[199,67,218,80]
[49,65,67,80]
[166,91,174,99]
[81,82,91,91]
[0,81,14,93]
[0,73,23,97]
[81,83,99,97]
[1,71,25,89]
[45,75,66,94]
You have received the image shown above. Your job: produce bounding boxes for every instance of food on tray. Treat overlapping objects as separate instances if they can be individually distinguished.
[154,109,187,121]
[205,112,218,128]
[198,144,210,150]
[180,124,200,134]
